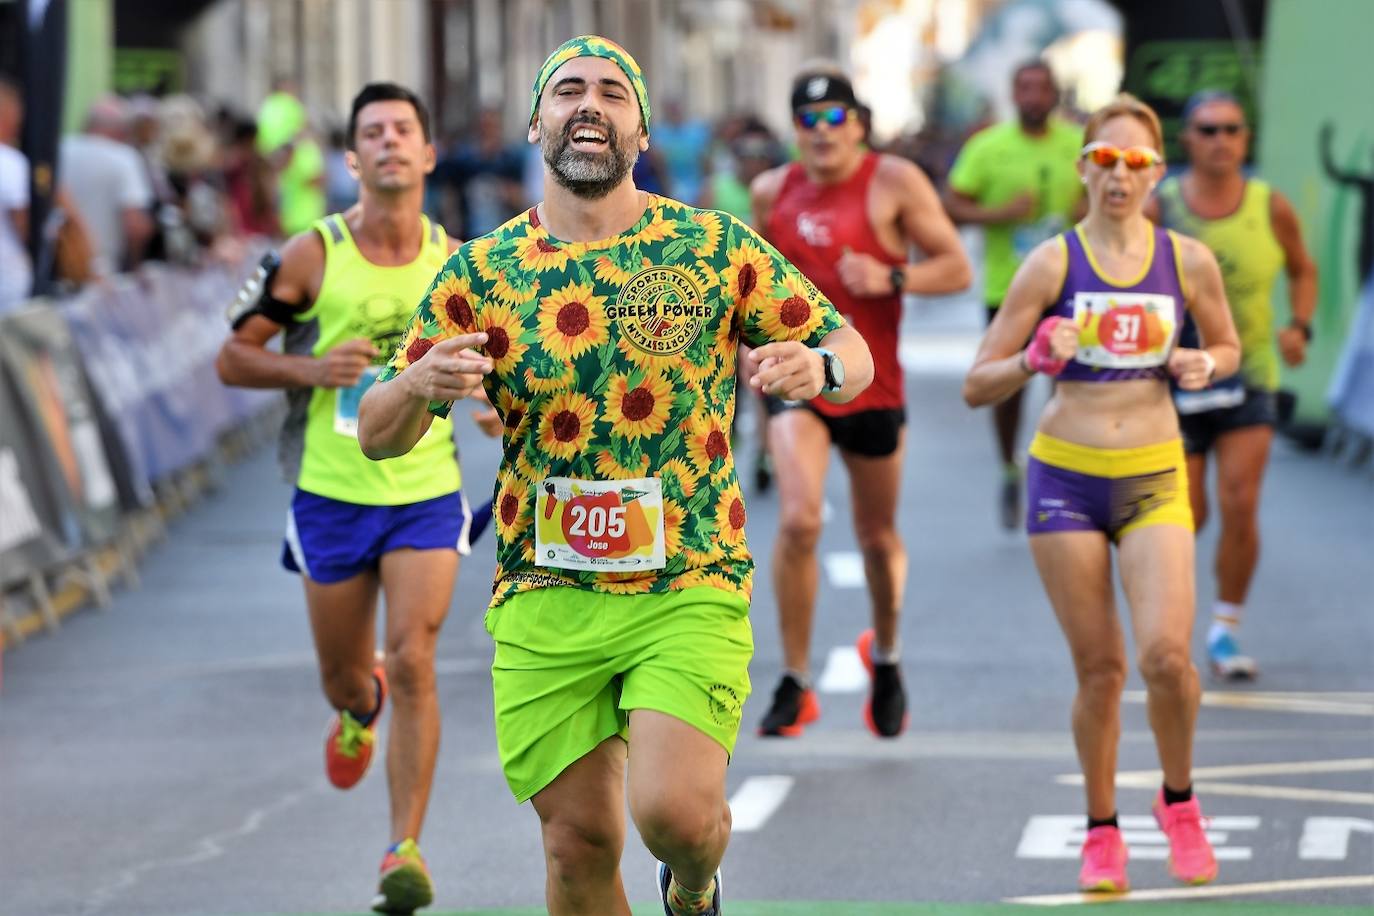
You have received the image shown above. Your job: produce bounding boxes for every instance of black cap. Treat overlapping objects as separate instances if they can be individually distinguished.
[790,72,859,114]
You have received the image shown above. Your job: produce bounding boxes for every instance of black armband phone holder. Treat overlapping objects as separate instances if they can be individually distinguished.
[227,250,301,329]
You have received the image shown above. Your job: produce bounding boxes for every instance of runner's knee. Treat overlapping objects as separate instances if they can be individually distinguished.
[854,523,902,562]
[1216,477,1261,523]
[1074,657,1127,702]
[1138,640,1193,688]
[318,664,375,711]
[541,816,623,892]
[778,508,823,551]
[633,796,725,864]
[384,638,437,697]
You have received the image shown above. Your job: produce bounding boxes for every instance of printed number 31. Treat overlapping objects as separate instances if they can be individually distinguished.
[1112,313,1140,343]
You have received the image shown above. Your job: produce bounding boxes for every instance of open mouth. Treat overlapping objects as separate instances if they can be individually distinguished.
[569,124,609,151]
[1106,188,1129,203]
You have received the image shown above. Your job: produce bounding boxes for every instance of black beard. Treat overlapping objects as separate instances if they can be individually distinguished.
[543,115,639,199]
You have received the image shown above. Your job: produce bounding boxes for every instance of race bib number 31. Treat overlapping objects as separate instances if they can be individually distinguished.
[1072,292,1177,369]
[535,477,666,573]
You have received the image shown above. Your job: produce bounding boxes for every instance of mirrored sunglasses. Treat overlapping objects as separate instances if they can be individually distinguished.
[1080,142,1162,170]
[796,106,850,130]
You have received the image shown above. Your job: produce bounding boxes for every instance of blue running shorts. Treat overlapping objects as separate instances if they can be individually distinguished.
[281,488,474,583]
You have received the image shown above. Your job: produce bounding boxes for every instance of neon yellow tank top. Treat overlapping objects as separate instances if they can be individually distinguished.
[1156,177,1285,390]
[283,212,461,505]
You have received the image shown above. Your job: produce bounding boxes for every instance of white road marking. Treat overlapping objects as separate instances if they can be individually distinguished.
[1056,757,1374,805]
[822,551,866,588]
[1004,873,1374,906]
[1016,815,1258,861]
[898,334,980,375]
[1124,689,1374,716]
[1299,817,1374,860]
[817,645,868,693]
[80,785,319,915]
[728,775,794,832]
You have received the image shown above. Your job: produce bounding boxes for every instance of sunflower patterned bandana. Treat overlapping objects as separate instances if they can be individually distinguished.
[530,35,651,133]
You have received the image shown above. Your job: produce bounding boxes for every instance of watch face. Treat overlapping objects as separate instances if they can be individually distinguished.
[828,352,845,389]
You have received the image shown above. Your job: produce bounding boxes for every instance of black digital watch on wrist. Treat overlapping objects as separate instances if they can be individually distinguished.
[889,265,905,294]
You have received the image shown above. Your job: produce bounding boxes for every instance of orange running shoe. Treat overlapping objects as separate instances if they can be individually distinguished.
[324,665,387,790]
[757,672,820,737]
[1079,825,1129,893]
[373,838,434,914]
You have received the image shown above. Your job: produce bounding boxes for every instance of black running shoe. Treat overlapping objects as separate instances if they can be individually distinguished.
[657,861,722,916]
[999,475,1020,531]
[753,451,773,494]
[856,628,908,738]
[869,661,908,738]
[756,673,819,737]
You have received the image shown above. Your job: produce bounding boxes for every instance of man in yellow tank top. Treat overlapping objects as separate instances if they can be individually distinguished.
[217,83,496,914]
[1147,91,1318,681]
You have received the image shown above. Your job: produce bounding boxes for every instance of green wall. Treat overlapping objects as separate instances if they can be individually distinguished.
[64,0,114,134]
[1257,0,1373,423]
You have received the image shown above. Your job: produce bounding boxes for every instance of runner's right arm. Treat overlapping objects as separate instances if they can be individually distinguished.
[943,188,1035,225]
[963,238,1075,407]
[215,231,377,389]
[944,136,1034,225]
[357,333,491,459]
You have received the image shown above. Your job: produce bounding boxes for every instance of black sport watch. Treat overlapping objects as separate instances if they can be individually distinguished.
[1289,320,1313,343]
[814,347,845,393]
[889,265,905,294]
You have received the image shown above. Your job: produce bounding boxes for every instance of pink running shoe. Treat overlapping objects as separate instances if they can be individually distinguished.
[1152,790,1218,885]
[1079,825,1129,893]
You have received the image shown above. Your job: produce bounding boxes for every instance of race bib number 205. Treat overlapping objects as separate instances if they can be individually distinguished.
[1072,292,1177,369]
[535,477,666,572]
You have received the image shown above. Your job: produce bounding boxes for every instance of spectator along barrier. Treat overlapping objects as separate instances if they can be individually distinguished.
[0,257,277,649]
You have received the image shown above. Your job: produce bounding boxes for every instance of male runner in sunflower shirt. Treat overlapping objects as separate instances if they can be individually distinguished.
[359,36,872,916]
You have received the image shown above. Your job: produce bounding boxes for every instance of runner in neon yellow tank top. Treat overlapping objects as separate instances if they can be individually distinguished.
[948,61,1086,530]
[1146,91,1319,682]
[217,83,497,914]
[359,36,875,916]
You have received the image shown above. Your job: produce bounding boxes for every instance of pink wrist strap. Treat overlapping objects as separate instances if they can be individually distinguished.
[1024,316,1069,376]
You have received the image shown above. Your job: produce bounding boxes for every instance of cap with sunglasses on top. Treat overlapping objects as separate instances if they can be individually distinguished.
[791,71,860,116]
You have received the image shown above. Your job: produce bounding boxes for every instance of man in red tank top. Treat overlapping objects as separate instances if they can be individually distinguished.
[751,69,971,738]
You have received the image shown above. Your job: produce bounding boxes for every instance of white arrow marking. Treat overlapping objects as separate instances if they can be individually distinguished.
[1016,815,1258,861]
[728,775,794,833]
[1300,817,1374,860]
[822,551,866,588]
[817,645,868,693]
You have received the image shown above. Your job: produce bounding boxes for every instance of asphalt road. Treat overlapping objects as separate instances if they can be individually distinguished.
[2,295,1371,916]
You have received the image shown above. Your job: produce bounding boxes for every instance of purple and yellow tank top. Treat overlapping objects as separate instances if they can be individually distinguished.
[1048,225,1188,383]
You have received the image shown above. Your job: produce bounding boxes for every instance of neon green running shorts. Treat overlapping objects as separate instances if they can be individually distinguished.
[484,585,753,802]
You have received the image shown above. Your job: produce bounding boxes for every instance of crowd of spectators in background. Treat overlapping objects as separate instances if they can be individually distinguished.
[0,73,1061,317]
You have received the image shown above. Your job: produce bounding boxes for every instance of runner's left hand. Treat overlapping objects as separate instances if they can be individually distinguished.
[836,247,895,298]
[1277,326,1308,368]
[1168,347,1216,391]
[746,341,827,400]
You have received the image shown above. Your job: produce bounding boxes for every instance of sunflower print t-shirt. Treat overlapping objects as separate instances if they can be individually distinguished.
[380,194,844,608]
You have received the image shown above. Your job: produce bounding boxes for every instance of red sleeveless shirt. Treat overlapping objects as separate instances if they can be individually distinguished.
[764,152,905,416]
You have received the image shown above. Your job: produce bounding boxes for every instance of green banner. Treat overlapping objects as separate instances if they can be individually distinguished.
[1257,0,1374,424]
